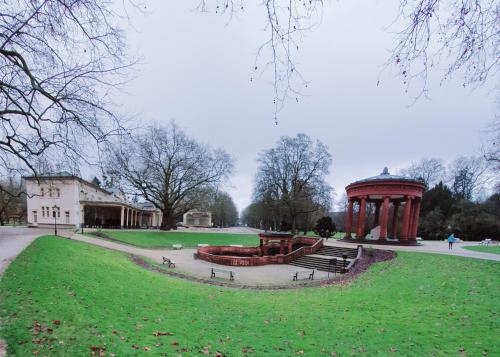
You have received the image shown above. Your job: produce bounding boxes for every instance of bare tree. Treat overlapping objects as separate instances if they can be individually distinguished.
[0,175,25,224]
[202,189,239,227]
[448,156,491,200]
[0,0,135,190]
[399,158,446,188]
[104,122,233,230]
[254,133,333,232]
[483,116,500,166]
[388,0,499,97]
[197,0,322,122]
[199,1,498,118]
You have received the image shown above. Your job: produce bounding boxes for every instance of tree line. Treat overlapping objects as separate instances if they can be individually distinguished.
[399,157,499,241]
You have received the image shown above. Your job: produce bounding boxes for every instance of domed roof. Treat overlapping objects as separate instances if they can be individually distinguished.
[350,167,424,185]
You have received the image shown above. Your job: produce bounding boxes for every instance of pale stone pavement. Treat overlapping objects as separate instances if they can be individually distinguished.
[1,227,498,286]
[0,226,53,275]
[325,239,500,261]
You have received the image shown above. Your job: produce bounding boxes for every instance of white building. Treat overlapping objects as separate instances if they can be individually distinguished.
[24,173,162,228]
[182,210,212,227]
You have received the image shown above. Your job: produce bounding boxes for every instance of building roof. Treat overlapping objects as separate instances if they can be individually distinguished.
[23,173,111,195]
[349,167,424,185]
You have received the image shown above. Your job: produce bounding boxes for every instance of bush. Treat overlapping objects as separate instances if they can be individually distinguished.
[314,216,336,238]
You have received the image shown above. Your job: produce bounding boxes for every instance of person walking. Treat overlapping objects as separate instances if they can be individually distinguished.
[447,233,456,250]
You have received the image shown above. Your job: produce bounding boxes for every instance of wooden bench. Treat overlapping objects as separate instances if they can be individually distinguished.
[479,239,498,246]
[162,257,176,268]
[210,267,235,281]
[293,269,315,281]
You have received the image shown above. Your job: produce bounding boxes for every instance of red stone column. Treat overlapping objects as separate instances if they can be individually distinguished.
[379,196,390,240]
[374,202,381,227]
[279,240,284,254]
[410,198,421,240]
[391,202,400,239]
[400,196,414,240]
[345,198,354,238]
[288,239,292,254]
[408,202,415,240]
[356,196,367,239]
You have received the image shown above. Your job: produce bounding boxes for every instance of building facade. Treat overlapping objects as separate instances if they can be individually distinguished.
[25,173,162,229]
[182,210,212,227]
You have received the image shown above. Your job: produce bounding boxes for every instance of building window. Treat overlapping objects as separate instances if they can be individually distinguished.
[65,211,70,224]
[56,188,60,198]
[45,207,50,217]
[33,211,37,223]
[52,207,60,218]
[41,188,44,197]
[49,189,53,198]
[41,206,45,217]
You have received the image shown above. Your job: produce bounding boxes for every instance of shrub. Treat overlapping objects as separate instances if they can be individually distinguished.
[314,216,336,238]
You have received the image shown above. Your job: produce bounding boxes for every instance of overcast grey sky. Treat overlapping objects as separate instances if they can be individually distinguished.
[114,0,498,212]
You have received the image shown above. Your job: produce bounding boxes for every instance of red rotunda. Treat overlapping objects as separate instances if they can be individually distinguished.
[343,168,426,245]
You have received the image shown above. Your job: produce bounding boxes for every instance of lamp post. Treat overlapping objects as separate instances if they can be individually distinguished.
[52,205,58,236]
[342,254,348,274]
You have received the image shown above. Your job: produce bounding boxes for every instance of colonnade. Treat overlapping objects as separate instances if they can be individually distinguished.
[345,195,421,241]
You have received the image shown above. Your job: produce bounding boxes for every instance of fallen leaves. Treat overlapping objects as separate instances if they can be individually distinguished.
[90,345,106,356]
[153,331,174,337]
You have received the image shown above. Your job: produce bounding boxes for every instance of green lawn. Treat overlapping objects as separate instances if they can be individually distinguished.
[463,245,500,255]
[1,236,498,356]
[96,230,260,248]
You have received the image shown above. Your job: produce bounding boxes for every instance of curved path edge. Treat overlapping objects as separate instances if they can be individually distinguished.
[128,251,395,290]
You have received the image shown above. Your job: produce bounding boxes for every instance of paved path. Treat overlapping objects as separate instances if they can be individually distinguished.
[0,226,52,275]
[325,239,500,261]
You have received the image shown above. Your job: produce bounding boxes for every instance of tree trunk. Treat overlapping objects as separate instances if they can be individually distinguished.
[160,210,175,231]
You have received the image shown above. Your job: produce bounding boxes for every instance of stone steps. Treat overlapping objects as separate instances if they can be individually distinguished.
[317,246,358,259]
[289,255,348,273]
[289,246,358,272]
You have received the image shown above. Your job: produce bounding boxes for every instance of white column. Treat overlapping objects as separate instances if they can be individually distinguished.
[80,205,85,228]
[120,206,124,228]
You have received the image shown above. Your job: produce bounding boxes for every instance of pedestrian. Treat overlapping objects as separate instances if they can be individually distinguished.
[447,232,456,250]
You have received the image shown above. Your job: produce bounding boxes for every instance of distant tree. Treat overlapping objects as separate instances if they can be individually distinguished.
[0,177,25,225]
[253,133,333,232]
[448,156,491,200]
[449,198,500,241]
[420,182,456,218]
[418,208,448,241]
[203,190,239,227]
[314,216,336,239]
[104,122,233,230]
[0,0,134,190]
[399,158,446,188]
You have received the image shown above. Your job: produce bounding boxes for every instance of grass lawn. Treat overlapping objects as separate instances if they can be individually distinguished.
[463,245,500,255]
[1,237,499,356]
[96,230,260,248]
